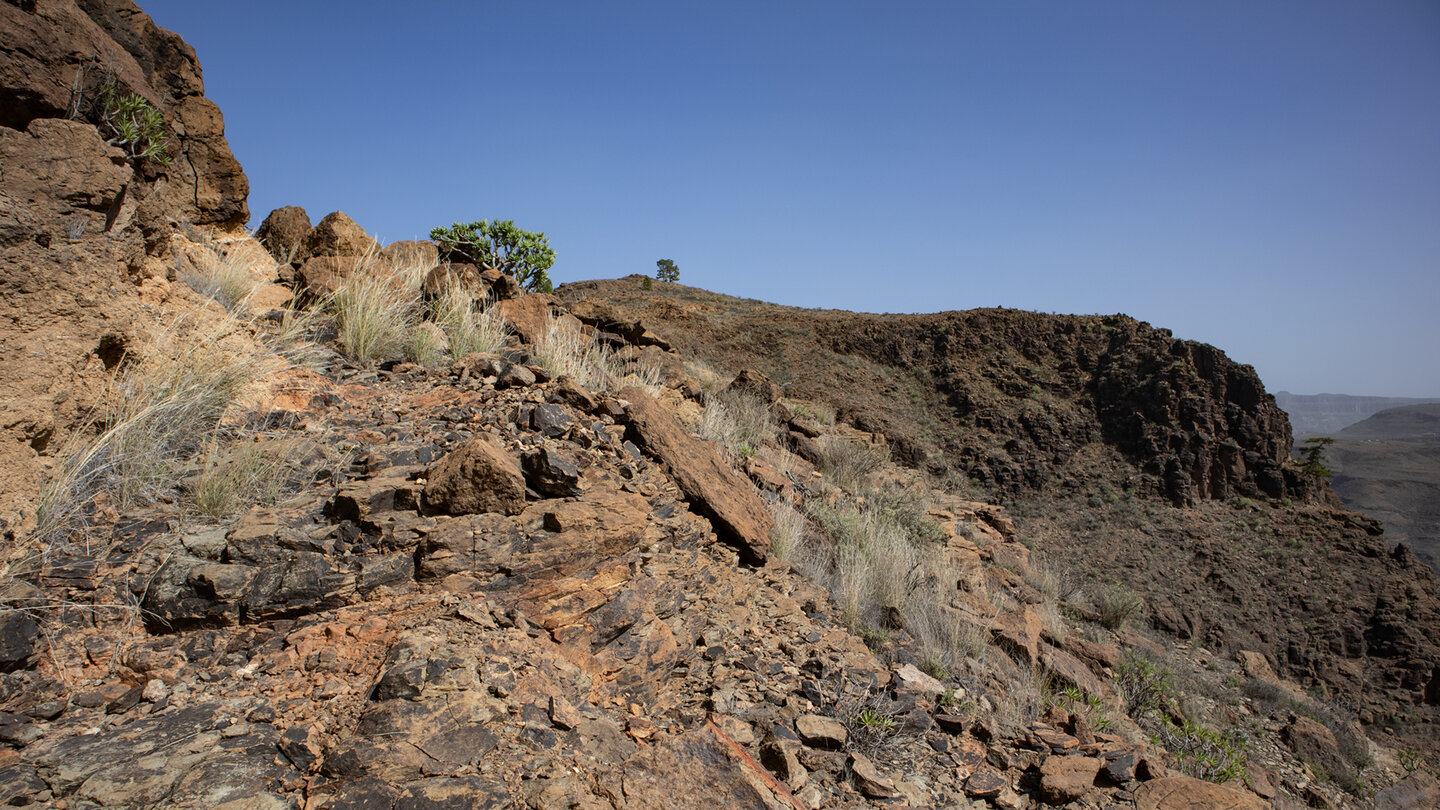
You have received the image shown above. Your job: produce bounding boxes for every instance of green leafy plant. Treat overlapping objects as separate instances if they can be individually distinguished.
[430,220,555,292]
[854,708,897,730]
[655,258,679,283]
[1298,437,1335,479]
[1158,720,1248,783]
[92,80,171,164]
[1115,650,1174,719]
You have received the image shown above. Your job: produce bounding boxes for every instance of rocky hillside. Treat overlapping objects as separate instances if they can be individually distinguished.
[0,0,249,531]
[1277,393,1440,437]
[1324,404,1440,573]
[557,279,1311,508]
[558,278,1440,748]
[3,3,1440,808]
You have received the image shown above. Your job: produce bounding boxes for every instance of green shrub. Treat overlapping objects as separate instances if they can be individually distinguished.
[430,220,555,292]
[1115,650,1174,719]
[91,79,171,164]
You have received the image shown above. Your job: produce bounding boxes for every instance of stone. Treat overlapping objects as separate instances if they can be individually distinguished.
[991,606,1042,664]
[255,206,311,263]
[492,295,573,345]
[620,387,774,564]
[423,434,527,516]
[496,363,537,389]
[1038,755,1101,804]
[523,446,583,497]
[795,714,847,749]
[1375,770,1440,810]
[550,377,599,412]
[1133,776,1267,810]
[418,514,524,580]
[549,695,582,730]
[300,211,379,260]
[964,770,1007,799]
[378,239,438,272]
[848,752,901,800]
[758,731,807,790]
[0,611,38,671]
[1236,650,1281,684]
[1282,714,1357,786]
[893,662,945,695]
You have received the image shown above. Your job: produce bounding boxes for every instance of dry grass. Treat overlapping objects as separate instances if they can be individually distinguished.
[699,390,778,457]
[185,438,313,521]
[32,326,258,546]
[1094,584,1145,630]
[431,286,510,358]
[326,268,420,363]
[532,313,664,394]
[765,495,808,562]
[180,242,272,312]
[816,434,889,491]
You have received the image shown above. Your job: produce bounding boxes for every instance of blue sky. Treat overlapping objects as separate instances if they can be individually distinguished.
[143,1,1440,397]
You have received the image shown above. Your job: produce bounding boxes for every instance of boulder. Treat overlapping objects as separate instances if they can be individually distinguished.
[619,387,774,564]
[1038,755,1100,805]
[1133,776,1267,810]
[795,715,846,750]
[254,206,311,263]
[991,606,1042,665]
[378,239,438,272]
[1282,715,1357,786]
[0,612,39,671]
[0,119,131,219]
[847,752,900,800]
[493,294,572,345]
[422,263,521,301]
[1375,770,1440,810]
[299,211,379,260]
[423,434,526,516]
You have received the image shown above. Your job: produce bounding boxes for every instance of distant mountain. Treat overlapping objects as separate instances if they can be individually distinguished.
[1325,404,1440,573]
[1276,391,1440,436]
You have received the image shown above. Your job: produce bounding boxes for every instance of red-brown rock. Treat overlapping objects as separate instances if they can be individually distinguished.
[255,206,311,263]
[1133,776,1267,810]
[619,387,773,564]
[422,434,526,516]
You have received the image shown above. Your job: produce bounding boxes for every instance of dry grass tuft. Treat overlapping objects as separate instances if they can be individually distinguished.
[326,267,420,363]
[185,438,314,521]
[432,286,510,358]
[765,495,808,562]
[532,313,663,394]
[699,390,778,457]
[180,242,273,312]
[816,434,889,491]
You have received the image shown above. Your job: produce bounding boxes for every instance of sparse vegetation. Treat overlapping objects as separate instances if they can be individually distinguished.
[815,434,889,491]
[186,438,312,520]
[90,78,171,164]
[1093,584,1145,630]
[699,390,778,458]
[326,268,418,363]
[765,495,807,562]
[180,243,267,312]
[430,286,510,358]
[1299,436,1335,479]
[531,313,662,394]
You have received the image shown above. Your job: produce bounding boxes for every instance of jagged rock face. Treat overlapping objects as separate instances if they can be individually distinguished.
[0,0,249,226]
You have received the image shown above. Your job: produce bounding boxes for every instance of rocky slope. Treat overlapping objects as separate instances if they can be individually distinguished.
[558,278,1440,752]
[3,4,1440,808]
[1323,404,1440,574]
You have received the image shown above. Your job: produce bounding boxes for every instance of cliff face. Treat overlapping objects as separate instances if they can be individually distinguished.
[0,0,249,226]
[558,281,1311,507]
[0,0,250,529]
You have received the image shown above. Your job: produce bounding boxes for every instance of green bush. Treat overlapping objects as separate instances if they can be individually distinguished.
[430,220,555,292]
[92,80,171,164]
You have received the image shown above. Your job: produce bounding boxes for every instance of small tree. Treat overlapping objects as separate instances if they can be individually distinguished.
[1298,437,1335,479]
[430,220,555,292]
[655,259,679,283]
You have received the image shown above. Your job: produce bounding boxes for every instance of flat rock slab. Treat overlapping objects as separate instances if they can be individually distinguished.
[619,386,773,564]
[1134,776,1268,810]
[1039,754,1101,805]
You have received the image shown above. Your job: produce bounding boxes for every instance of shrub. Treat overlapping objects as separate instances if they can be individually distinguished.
[1158,720,1248,783]
[1115,650,1174,719]
[90,79,171,164]
[430,220,555,292]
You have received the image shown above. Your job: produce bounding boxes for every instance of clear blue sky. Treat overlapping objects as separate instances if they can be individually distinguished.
[143,1,1440,397]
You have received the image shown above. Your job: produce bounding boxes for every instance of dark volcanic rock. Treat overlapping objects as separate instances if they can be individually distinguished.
[255,205,311,263]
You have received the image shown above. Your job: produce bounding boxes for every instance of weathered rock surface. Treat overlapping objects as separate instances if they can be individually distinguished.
[423,433,527,516]
[255,205,311,263]
[620,386,773,564]
[1133,776,1267,810]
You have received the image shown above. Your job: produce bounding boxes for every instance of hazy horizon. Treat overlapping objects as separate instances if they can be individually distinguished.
[143,1,1440,398]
